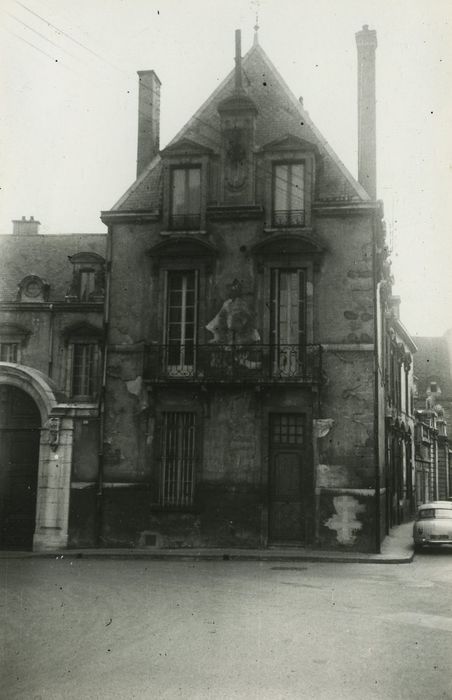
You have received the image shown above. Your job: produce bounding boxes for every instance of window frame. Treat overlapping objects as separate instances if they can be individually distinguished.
[272,161,306,228]
[163,269,199,374]
[157,410,198,508]
[162,154,209,233]
[63,325,102,402]
[0,324,31,363]
[262,150,315,230]
[70,341,98,399]
[269,267,308,377]
[79,268,97,301]
[169,166,202,231]
[0,342,20,363]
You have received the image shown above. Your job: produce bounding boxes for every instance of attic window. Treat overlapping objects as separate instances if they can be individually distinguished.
[430,382,438,393]
[169,167,201,231]
[79,270,96,301]
[272,162,305,227]
[66,252,105,303]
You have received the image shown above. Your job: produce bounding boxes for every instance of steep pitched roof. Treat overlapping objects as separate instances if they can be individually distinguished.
[113,40,368,212]
[0,234,106,302]
[414,336,452,398]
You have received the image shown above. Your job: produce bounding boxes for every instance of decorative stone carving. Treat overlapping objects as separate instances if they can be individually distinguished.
[313,418,334,439]
[206,280,260,345]
[17,275,50,303]
[48,417,60,451]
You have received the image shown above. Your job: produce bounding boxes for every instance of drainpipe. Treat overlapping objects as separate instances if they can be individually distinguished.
[96,224,112,545]
[47,303,54,378]
[372,209,382,554]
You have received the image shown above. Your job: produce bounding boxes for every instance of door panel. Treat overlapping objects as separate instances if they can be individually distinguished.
[269,450,303,542]
[268,413,306,544]
[0,386,40,549]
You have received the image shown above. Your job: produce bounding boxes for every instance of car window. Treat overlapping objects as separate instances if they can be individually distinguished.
[418,508,452,520]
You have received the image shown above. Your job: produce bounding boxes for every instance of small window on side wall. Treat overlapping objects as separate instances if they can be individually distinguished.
[0,343,19,362]
[170,166,201,231]
[273,162,305,227]
[72,343,98,397]
[62,323,102,401]
[0,323,31,363]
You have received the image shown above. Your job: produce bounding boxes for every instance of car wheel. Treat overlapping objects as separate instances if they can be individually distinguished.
[414,543,424,553]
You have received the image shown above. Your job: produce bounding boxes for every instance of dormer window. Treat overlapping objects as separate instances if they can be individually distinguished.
[79,269,96,301]
[66,252,105,303]
[170,166,201,231]
[273,162,305,227]
[261,135,316,230]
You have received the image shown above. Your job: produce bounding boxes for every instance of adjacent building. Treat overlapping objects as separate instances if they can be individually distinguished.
[0,218,105,550]
[413,333,452,505]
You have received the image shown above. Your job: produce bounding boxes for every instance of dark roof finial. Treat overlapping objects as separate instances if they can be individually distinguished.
[253,12,260,45]
[234,29,243,91]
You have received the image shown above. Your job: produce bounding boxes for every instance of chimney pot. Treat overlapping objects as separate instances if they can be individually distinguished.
[136,70,161,178]
[12,217,41,235]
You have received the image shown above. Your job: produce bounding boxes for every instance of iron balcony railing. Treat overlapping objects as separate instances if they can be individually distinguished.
[144,343,323,384]
[272,209,305,227]
[169,213,201,231]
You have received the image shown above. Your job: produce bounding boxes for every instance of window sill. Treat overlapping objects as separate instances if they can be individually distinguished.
[150,504,200,514]
[264,226,312,234]
[160,230,207,236]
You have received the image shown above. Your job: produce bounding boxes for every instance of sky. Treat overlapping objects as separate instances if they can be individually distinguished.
[1,0,451,336]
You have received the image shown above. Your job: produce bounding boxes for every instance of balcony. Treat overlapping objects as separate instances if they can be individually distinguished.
[144,344,323,385]
[272,209,305,228]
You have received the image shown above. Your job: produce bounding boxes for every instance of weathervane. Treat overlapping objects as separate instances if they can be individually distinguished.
[251,0,260,45]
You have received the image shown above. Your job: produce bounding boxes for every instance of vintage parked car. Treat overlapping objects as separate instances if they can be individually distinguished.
[413,501,452,551]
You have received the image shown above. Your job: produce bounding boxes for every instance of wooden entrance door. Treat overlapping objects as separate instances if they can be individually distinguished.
[0,386,41,549]
[269,413,306,544]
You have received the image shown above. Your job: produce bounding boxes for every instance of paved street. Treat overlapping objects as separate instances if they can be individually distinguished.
[2,551,452,700]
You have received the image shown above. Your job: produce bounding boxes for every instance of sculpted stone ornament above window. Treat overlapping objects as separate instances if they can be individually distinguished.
[206,279,260,346]
[224,127,248,192]
[17,275,50,303]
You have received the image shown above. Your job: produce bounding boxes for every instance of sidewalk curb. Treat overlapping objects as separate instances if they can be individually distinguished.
[0,549,414,564]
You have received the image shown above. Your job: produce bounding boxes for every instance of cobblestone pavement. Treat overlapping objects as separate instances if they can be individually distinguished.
[1,548,452,699]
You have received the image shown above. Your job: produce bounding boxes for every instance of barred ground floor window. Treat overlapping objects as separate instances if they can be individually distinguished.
[159,411,197,507]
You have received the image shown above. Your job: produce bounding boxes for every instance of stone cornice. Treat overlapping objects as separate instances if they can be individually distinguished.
[0,302,104,312]
[100,210,160,224]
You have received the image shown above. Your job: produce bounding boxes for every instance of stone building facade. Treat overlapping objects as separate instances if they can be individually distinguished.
[0,219,106,550]
[0,26,418,552]
[96,26,409,553]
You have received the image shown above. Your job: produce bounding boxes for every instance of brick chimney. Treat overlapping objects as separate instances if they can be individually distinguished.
[356,25,377,200]
[12,216,40,235]
[136,70,161,178]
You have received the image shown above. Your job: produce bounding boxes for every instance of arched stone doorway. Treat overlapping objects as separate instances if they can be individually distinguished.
[0,362,75,551]
[0,385,41,549]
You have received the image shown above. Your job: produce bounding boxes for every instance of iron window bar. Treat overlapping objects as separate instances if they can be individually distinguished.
[145,343,322,383]
[272,209,305,228]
